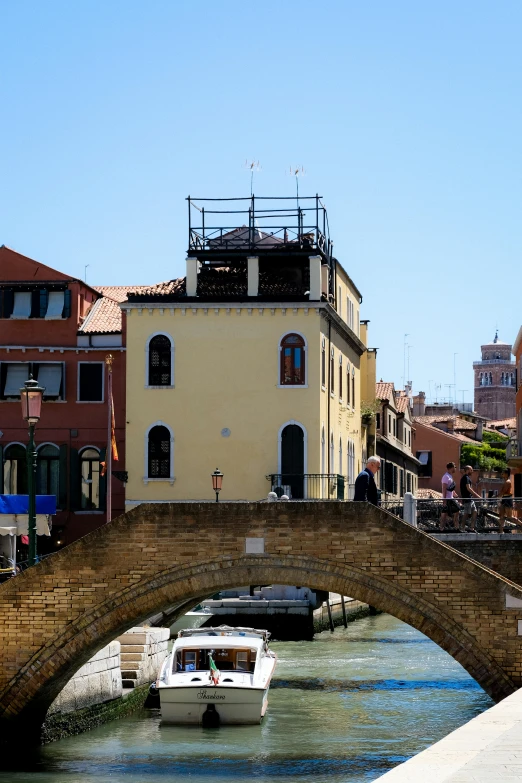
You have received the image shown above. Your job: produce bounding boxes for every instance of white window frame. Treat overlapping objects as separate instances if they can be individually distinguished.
[277,420,308,475]
[77,445,103,514]
[144,420,175,485]
[145,332,175,389]
[278,330,308,389]
[77,361,105,403]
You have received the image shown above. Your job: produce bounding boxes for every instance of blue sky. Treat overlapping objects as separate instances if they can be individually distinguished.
[1,1,521,403]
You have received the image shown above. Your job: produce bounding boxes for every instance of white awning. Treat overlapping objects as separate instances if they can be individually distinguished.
[0,515,51,536]
[12,291,32,318]
[37,364,62,397]
[4,363,30,397]
[45,291,65,318]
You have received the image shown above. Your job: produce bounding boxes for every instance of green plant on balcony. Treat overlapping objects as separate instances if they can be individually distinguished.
[361,399,380,425]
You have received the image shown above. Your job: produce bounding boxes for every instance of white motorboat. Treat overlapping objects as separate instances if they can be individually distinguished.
[156,625,277,725]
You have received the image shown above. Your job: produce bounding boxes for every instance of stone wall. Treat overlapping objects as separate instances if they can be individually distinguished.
[47,641,122,715]
[444,536,522,587]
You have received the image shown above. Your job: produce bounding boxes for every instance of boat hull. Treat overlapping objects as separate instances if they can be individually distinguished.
[159,684,269,725]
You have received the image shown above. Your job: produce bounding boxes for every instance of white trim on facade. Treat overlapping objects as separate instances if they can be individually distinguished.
[277,420,308,476]
[145,332,175,388]
[143,420,175,485]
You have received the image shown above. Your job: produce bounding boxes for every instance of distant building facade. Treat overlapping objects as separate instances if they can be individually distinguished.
[473,332,516,420]
[374,382,420,501]
[0,245,135,548]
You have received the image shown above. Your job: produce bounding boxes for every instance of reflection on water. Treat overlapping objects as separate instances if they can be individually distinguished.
[0,614,493,783]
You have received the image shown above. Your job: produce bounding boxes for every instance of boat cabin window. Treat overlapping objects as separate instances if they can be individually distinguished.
[174,647,257,673]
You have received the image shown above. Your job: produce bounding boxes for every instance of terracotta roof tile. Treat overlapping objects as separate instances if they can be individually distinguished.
[395,395,411,413]
[79,297,122,334]
[486,418,516,429]
[376,382,394,401]
[417,488,443,499]
[413,415,476,431]
[93,285,149,303]
[127,266,308,301]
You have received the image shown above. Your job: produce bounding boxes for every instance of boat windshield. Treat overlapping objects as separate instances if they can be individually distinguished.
[173,647,257,674]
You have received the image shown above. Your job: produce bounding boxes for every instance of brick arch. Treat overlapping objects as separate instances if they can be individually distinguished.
[1,501,522,742]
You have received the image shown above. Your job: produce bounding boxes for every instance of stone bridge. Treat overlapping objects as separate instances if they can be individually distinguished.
[1,501,522,742]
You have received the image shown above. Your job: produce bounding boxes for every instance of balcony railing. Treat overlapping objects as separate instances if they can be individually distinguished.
[267,474,352,500]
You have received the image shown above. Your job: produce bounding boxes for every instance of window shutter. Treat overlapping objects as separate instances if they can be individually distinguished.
[30,290,40,318]
[3,289,14,318]
[385,462,393,492]
[99,447,107,511]
[59,445,68,509]
[0,444,3,492]
[63,289,71,318]
[39,289,49,318]
[70,448,80,510]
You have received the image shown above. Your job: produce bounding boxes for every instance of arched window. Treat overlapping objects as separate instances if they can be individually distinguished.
[321,338,326,387]
[489,372,493,385]
[346,362,351,405]
[352,367,356,407]
[511,373,515,386]
[339,436,343,474]
[501,372,505,385]
[479,372,483,385]
[280,333,306,386]
[37,444,59,497]
[148,335,172,386]
[148,425,171,478]
[339,355,343,400]
[80,447,100,510]
[330,432,334,473]
[330,348,335,394]
[3,444,26,494]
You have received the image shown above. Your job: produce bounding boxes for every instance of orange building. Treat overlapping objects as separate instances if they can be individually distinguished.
[0,245,138,549]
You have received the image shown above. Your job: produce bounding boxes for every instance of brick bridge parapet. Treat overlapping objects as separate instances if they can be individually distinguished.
[1,501,522,742]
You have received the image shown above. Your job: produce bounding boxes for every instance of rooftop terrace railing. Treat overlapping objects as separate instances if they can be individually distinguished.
[187,195,332,259]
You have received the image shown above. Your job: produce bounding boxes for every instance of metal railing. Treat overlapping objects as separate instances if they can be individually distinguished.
[379,497,522,533]
[267,474,347,500]
[187,195,332,259]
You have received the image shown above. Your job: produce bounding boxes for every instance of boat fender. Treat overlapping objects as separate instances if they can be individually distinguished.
[202,704,220,728]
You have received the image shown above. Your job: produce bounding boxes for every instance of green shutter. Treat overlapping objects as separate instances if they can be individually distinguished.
[99,447,107,511]
[63,289,71,318]
[70,448,80,510]
[59,444,68,509]
[39,288,49,318]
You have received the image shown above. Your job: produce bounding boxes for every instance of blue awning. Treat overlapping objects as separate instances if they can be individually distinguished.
[0,495,57,515]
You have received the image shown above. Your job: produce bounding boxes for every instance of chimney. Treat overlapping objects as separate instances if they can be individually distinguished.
[476,420,484,441]
[309,255,322,300]
[247,256,259,297]
[186,257,200,297]
[413,391,426,417]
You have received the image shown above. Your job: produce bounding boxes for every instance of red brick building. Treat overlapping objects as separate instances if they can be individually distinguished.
[0,245,138,549]
[509,326,522,496]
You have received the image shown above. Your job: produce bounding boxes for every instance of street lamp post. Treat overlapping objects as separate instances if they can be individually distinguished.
[211,469,223,503]
[20,376,44,567]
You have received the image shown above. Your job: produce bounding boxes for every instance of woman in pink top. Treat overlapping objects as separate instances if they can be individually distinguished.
[440,462,460,531]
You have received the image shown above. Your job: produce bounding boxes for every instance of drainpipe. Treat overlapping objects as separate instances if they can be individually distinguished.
[327,319,331,474]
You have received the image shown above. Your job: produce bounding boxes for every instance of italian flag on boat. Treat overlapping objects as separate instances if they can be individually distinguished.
[208,655,220,685]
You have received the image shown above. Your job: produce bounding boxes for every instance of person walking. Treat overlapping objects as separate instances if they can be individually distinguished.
[353,457,381,505]
[459,466,481,532]
[498,468,522,534]
[440,462,460,531]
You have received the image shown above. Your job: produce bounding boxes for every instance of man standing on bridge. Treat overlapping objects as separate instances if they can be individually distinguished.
[353,456,381,505]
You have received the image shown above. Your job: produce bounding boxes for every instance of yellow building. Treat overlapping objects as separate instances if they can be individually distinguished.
[122,196,372,506]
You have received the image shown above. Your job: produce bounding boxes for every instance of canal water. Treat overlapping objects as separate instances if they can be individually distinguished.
[0,614,492,783]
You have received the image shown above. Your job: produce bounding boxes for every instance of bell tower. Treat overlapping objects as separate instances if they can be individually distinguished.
[473,332,516,420]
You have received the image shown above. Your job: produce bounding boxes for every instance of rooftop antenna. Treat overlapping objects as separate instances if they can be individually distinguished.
[434,383,441,403]
[84,264,90,283]
[428,379,434,403]
[288,165,305,210]
[406,344,413,386]
[453,352,458,406]
[244,160,261,197]
[458,390,468,407]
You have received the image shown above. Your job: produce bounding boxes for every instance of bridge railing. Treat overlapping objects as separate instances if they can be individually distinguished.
[267,474,349,500]
[381,497,522,533]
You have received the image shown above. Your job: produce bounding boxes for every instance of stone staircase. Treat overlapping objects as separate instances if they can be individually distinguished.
[117,627,170,688]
